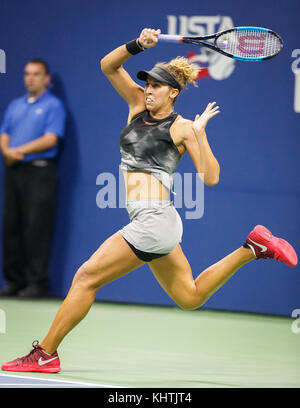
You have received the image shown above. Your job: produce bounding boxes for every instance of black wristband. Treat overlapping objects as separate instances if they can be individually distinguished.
[126,39,144,55]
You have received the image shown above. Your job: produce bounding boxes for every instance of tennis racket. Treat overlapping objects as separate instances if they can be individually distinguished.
[158,26,283,61]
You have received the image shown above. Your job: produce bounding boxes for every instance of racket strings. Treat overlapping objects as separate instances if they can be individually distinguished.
[216,30,282,59]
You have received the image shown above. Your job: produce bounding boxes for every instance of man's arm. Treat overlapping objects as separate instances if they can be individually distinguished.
[15,132,58,156]
[0,133,24,165]
[1,133,10,153]
[0,103,23,164]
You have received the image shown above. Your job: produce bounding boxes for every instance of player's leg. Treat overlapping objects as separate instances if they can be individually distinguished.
[40,232,145,354]
[149,224,297,310]
[1,231,145,372]
[149,244,254,310]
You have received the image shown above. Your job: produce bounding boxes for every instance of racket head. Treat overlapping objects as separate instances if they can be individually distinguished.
[214,27,284,61]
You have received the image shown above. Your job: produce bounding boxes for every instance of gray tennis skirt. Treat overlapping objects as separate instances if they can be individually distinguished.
[118,200,183,262]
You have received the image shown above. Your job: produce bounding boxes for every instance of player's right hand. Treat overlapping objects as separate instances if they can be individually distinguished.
[138,28,161,49]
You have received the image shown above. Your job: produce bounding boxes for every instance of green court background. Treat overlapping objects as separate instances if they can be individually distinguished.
[0,299,299,388]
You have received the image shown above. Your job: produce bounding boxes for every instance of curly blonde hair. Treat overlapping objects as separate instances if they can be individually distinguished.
[155,56,199,88]
[153,57,199,104]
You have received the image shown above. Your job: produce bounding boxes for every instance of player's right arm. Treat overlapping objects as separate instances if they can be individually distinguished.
[100,29,160,117]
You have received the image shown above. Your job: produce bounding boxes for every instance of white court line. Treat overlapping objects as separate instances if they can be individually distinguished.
[0,373,124,388]
[0,384,98,387]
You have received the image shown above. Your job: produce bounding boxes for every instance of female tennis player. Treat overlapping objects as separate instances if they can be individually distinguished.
[2,28,297,373]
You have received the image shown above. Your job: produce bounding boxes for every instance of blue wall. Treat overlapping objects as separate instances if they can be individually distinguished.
[0,0,299,316]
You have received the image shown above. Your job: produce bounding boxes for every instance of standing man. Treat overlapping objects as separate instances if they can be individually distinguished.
[0,59,66,297]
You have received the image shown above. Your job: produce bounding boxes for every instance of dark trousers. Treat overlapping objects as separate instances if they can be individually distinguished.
[2,160,57,291]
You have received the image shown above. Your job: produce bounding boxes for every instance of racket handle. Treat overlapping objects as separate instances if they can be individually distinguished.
[158,34,182,44]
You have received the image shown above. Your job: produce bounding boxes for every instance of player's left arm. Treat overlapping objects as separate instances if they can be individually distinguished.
[182,102,220,186]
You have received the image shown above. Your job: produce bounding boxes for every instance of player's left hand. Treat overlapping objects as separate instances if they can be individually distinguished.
[192,102,220,133]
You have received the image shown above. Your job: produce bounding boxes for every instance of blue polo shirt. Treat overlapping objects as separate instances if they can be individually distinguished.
[0,90,66,161]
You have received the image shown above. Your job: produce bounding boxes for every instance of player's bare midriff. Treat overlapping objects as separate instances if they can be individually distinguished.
[123,170,170,201]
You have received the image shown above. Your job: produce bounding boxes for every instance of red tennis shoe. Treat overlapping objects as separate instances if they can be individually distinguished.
[246,225,298,267]
[1,340,60,373]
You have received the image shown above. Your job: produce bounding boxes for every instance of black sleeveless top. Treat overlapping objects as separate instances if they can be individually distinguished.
[120,110,182,190]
